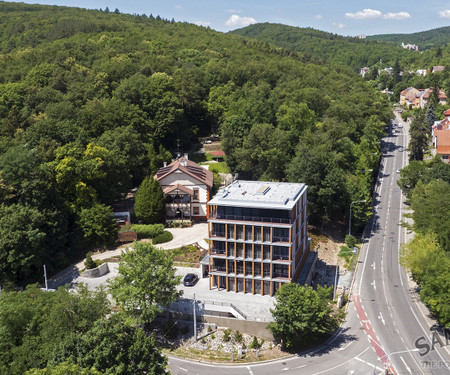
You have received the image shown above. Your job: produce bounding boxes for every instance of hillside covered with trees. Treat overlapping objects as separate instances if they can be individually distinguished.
[0,2,390,288]
[368,26,450,50]
[230,22,416,71]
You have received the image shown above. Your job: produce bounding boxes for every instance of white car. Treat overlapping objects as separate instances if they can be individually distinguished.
[399,147,403,152]
[398,123,403,128]
[396,169,401,173]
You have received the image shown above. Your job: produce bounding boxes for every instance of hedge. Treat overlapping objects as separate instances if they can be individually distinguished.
[152,231,173,244]
[128,224,164,239]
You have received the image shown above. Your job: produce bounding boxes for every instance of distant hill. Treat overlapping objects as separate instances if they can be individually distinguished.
[367,26,450,50]
[230,23,413,71]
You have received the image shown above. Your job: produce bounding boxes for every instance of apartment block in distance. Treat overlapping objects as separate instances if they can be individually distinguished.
[207,180,309,296]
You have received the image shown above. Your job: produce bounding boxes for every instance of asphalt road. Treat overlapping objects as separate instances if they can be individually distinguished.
[168,113,450,375]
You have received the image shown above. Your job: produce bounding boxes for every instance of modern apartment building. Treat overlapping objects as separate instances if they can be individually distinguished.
[207,180,309,296]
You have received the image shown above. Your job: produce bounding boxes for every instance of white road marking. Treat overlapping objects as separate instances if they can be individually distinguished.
[312,347,371,375]
[400,356,412,374]
[371,262,376,270]
[247,366,254,375]
[179,367,188,372]
[371,280,376,290]
[338,341,354,351]
[292,364,307,370]
[355,357,384,371]
[378,313,385,325]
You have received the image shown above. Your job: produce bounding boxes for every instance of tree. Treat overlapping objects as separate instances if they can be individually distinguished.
[0,284,109,374]
[76,203,118,248]
[400,233,450,326]
[410,180,450,251]
[268,284,341,350]
[108,242,182,324]
[408,112,430,161]
[392,58,401,84]
[134,176,165,224]
[0,204,46,288]
[51,313,167,375]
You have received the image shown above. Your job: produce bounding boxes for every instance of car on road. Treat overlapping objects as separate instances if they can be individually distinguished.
[183,273,199,286]
[399,146,403,152]
[398,123,403,128]
[396,168,401,173]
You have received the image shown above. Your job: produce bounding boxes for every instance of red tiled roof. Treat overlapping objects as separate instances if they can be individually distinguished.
[209,151,225,157]
[155,156,214,188]
[443,109,450,116]
[436,130,450,155]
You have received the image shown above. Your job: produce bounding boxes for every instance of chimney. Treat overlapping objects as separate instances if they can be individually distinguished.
[163,162,167,167]
[184,153,189,160]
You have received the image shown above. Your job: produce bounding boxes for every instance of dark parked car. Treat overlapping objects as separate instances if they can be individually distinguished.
[183,273,199,286]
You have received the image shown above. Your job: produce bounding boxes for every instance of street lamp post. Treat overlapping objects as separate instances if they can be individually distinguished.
[349,200,367,236]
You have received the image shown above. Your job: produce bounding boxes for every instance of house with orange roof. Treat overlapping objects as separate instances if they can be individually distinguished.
[436,130,450,163]
[154,154,214,220]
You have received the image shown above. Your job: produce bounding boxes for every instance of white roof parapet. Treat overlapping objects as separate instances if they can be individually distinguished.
[208,180,306,210]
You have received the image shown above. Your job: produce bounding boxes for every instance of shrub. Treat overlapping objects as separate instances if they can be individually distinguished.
[345,235,357,249]
[223,328,231,342]
[84,252,97,269]
[211,334,215,340]
[153,230,173,244]
[129,224,164,239]
[233,330,243,344]
[249,336,261,349]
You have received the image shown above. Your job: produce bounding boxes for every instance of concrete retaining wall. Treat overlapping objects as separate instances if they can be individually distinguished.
[81,263,109,278]
[164,311,274,340]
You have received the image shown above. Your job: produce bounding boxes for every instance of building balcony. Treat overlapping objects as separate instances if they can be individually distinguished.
[272,235,290,243]
[210,231,226,238]
[272,254,290,262]
[210,249,226,257]
[210,266,226,274]
[209,213,291,225]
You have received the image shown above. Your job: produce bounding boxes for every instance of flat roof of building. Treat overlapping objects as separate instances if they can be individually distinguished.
[208,180,306,210]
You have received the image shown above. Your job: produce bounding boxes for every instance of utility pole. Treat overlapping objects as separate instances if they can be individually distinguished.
[43,265,48,291]
[193,293,197,341]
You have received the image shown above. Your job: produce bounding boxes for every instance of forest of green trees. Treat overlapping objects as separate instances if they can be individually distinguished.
[0,2,391,288]
[0,1,449,371]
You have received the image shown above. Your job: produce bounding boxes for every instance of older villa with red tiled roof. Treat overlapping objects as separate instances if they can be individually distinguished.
[154,154,213,221]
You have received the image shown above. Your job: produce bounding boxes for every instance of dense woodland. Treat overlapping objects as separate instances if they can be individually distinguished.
[0,1,449,372]
[368,26,450,50]
[0,2,391,288]
[232,23,450,104]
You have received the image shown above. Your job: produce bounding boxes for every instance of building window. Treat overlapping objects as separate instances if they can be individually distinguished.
[193,206,200,215]
[193,188,199,201]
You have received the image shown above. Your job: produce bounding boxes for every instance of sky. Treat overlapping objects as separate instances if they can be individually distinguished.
[7,0,450,36]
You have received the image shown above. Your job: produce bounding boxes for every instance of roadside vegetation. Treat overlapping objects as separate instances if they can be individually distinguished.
[398,157,450,326]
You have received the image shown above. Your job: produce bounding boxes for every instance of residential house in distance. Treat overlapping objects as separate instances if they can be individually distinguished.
[401,42,419,51]
[154,154,213,221]
[359,67,370,77]
[400,87,420,107]
[432,66,445,74]
[400,87,447,109]
[435,130,450,163]
[207,180,309,296]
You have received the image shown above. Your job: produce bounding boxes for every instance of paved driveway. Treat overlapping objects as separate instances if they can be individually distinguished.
[48,223,208,289]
